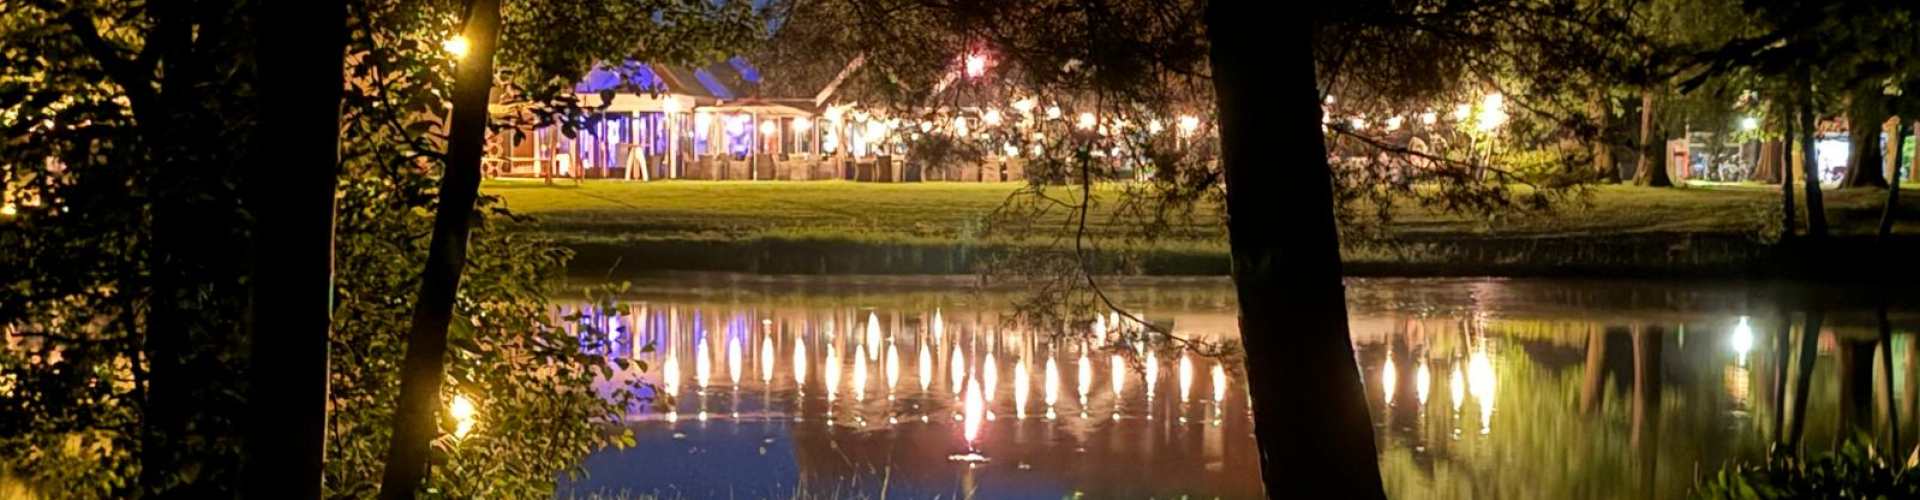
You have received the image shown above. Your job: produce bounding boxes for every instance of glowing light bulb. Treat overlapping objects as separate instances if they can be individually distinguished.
[1076,112,1097,130]
[982,109,1002,126]
[1178,115,1200,137]
[450,394,477,438]
[964,53,988,78]
[1731,316,1754,366]
[442,35,470,58]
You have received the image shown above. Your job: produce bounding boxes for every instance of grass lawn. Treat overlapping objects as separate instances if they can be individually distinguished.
[486,179,1920,246]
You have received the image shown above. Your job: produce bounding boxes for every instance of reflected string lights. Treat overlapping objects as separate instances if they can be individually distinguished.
[580,303,1248,454]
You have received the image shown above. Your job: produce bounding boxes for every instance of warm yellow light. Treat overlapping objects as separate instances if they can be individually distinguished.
[919,342,933,392]
[727,337,742,386]
[0,204,15,217]
[1385,116,1404,131]
[695,338,711,389]
[1012,98,1037,114]
[662,99,682,115]
[1211,362,1227,404]
[793,338,808,390]
[1148,119,1165,134]
[824,345,840,402]
[792,117,812,132]
[950,344,965,395]
[865,313,882,359]
[1044,356,1061,407]
[1415,360,1431,406]
[1476,93,1508,132]
[1046,106,1062,120]
[449,394,477,438]
[887,342,900,394]
[1421,111,1438,125]
[1077,352,1093,403]
[963,376,985,444]
[443,35,470,58]
[1015,359,1032,419]
[964,53,988,79]
[760,336,774,384]
[1178,115,1200,137]
[1144,350,1158,401]
[982,109,1002,126]
[1076,112,1097,130]
[983,352,999,402]
[953,116,970,136]
[1381,354,1397,404]
[853,346,868,402]
[1179,354,1194,403]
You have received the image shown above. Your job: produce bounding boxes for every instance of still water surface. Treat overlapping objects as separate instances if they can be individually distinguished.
[555,275,1920,500]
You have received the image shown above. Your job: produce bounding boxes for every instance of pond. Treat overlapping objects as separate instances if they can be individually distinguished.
[553,275,1920,500]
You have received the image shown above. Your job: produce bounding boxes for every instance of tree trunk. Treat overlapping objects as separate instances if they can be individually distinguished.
[1885,128,1905,242]
[1785,309,1824,448]
[1590,88,1616,182]
[1754,140,1779,183]
[1782,109,1798,240]
[1205,3,1386,498]
[241,1,347,499]
[378,0,500,498]
[1798,88,1830,240]
[1884,117,1902,184]
[1841,93,1888,188]
[1838,338,1875,434]
[1634,88,1673,187]
[1581,326,1607,412]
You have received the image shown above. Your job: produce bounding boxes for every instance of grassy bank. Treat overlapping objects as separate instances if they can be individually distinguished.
[485,179,1920,277]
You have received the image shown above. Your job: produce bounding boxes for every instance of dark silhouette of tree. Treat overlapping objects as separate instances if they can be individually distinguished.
[242,1,348,498]
[378,0,502,497]
[1207,3,1387,495]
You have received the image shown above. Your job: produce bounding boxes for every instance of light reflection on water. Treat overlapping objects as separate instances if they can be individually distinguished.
[555,276,1920,500]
